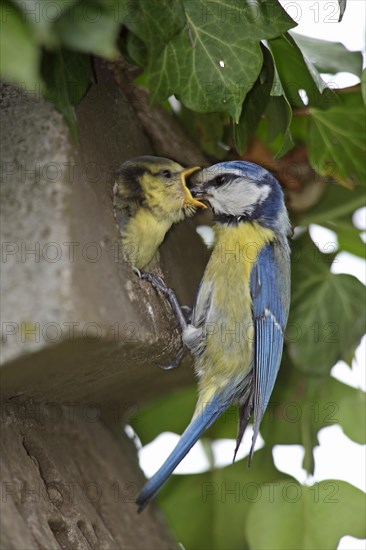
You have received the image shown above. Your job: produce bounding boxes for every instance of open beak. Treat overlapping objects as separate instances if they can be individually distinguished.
[180,167,207,209]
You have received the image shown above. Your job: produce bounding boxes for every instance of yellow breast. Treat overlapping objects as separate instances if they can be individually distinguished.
[196,221,275,406]
[122,208,172,269]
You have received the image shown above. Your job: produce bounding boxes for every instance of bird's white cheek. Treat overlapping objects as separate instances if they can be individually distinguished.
[209,182,271,216]
[207,196,225,214]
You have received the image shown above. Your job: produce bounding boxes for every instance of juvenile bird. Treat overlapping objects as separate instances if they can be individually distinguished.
[136,161,291,511]
[113,156,205,270]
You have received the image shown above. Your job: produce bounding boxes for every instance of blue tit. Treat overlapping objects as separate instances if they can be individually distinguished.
[113,156,206,270]
[136,161,291,511]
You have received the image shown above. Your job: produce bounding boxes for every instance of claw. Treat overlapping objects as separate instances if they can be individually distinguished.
[158,363,178,371]
[133,269,188,332]
[158,348,185,370]
[132,266,142,278]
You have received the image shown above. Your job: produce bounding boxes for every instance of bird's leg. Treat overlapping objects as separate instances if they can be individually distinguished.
[158,347,185,371]
[180,305,192,324]
[133,268,188,332]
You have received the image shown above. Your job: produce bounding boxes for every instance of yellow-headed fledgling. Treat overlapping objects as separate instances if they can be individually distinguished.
[113,156,206,270]
[136,161,292,511]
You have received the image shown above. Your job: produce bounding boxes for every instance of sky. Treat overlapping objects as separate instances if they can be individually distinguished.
[136,3,365,548]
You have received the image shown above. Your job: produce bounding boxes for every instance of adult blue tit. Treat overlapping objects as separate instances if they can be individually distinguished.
[113,156,206,270]
[136,161,291,511]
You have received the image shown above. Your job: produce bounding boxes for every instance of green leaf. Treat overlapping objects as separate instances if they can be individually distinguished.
[0,1,41,89]
[299,183,365,226]
[132,386,242,450]
[42,49,92,141]
[54,1,121,58]
[125,32,148,67]
[269,33,334,108]
[11,0,77,47]
[309,93,366,187]
[325,377,366,444]
[147,0,296,120]
[288,235,365,376]
[260,363,321,454]
[337,388,366,444]
[130,386,197,445]
[234,45,275,153]
[291,32,363,78]
[332,222,366,258]
[246,480,366,550]
[361,69,366,106]
[179,107,228,159]
[266,97,294,158]
[338,0,347,22]
[297,183,365,258]
[159,448,293,550]
[266,49,294,158]
[123,0,186,62]
[261,366,365,455]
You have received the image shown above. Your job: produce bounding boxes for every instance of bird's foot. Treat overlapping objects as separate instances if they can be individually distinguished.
[132,266,145,279]
[133,268,188,332]
[180,305,192,324]
[158,347,185,370]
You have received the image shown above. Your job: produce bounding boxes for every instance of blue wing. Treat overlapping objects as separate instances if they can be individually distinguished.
[249,241,290,460]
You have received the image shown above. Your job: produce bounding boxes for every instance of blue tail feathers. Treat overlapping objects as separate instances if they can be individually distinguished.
[136,393,230,512]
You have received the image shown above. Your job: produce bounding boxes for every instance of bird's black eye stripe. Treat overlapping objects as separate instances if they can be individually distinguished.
[214,174,226,186]
[159,169,172,179]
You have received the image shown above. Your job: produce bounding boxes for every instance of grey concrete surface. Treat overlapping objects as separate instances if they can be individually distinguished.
[0,60,207,549]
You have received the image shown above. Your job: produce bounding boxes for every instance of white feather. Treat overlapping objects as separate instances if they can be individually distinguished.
[209,180,271,217]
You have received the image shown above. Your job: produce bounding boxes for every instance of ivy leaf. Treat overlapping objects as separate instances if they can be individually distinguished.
[11,0,77,47]
[299,183,365,226]
[159,448,293,550]
[132,386,239,448]
[246,480,366,550]
[179,107,228,158]
[337,388,366,444]
[55,1,122,58]
[261,367,365,456]
[338,0,347,22]
[331,222,365,258]
[288,235,365,376]
[123,0,186,62]
[308,93,366,187]
[297,183,365,257]
[0,1,41,89]
[125,32,148,67]
[291,32,362,78]
[42,49,92,141]
[265,51,294,157]
[324,377,366,444]
[147,0,296,120]
[130,386,197,445]
[260,364,321,452]
[234,45,275,153]
[269,33,334,108]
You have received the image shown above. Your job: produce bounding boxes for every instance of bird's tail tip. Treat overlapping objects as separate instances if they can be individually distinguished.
[135,393,230,511]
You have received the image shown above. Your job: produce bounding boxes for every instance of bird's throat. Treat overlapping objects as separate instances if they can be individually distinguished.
[122,208,172,270]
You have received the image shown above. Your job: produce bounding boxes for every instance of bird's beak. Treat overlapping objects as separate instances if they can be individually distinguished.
[180,167,207,209]
[189,184,207,199]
